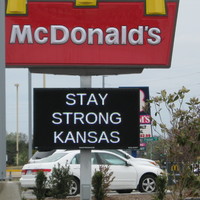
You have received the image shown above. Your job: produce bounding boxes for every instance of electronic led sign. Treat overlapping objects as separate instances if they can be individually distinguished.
[33,88,140,150]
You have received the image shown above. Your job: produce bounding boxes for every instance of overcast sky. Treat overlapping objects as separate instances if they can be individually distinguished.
[5,0,200,134]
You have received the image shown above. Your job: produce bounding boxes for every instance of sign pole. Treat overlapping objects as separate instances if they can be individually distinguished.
[28,70,33,159]
[0,0,7,180]
[80,76,92,200]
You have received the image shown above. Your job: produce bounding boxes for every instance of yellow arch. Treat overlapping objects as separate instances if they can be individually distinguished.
[146,0,166,15]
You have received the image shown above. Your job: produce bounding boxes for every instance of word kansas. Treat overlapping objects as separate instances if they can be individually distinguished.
[54,130,120,144]
[10,25,161,45]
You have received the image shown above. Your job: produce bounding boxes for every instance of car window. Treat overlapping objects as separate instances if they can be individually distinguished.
[31,150,56,160]
[97,153,127,166]
[106,150,131,159]
[70,153,97,164]
[71,154,80,164]
[107,150,125,158]
[37,152,68,163]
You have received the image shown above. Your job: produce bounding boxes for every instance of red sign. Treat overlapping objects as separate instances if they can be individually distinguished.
[6,0,179,74]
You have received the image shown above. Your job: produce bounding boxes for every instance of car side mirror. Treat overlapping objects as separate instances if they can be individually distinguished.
[126,161,132,167]
[125,154,130,159]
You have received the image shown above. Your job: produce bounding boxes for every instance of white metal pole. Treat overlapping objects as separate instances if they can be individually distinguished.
[102,75,105,88]
[15,84,19,166]
[80,76,92,200]
[43,74,46,88]
[0,0,6,180]
[28,70,32,159]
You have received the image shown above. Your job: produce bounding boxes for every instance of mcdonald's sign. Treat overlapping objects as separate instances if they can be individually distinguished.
[6,0,179,75]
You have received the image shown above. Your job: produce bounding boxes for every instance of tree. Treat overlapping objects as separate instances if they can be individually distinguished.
[6,132,29,166]
[145,138,167,167]
[147,87,200,200]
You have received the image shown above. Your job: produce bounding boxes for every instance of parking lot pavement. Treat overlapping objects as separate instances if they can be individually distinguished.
[22,189,36,199]
[22,189,144,199]
[22,188,173,199]
[0,182,21,200]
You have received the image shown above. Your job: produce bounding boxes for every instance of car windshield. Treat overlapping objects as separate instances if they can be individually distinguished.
[36,152,68,163]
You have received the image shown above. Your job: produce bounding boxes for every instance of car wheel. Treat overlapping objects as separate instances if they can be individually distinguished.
[69,178,80,196]
[138,174,156,193]
[116,189,133,193]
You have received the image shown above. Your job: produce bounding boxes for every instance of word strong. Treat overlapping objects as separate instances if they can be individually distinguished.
[34,88,140,150]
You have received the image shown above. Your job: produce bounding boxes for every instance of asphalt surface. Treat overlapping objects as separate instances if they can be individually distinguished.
[0,181,21,200]
[22,189,144,199]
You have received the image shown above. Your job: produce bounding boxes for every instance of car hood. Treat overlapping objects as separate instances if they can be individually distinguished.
[129,157,160,168]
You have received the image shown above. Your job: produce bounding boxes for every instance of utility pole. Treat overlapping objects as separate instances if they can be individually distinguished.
[15,84,19,166]
[0,0,7,180]
[28,71,32,159]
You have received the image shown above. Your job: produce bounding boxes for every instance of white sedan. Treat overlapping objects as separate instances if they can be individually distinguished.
[20,150,164,195]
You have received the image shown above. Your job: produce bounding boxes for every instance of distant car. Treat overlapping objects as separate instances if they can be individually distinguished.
[194,167,200,174]
[20,150,164,195]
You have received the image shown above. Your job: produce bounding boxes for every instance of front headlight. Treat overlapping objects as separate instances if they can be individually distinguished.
[149,161,160,167]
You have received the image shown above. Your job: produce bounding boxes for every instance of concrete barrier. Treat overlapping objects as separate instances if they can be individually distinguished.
[6,169,21,181]
[0,181,21,200]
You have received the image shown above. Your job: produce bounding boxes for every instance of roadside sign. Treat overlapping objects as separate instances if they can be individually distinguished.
[122,87,152,138]
[33,88,140,150]
[143,137,159,142]
[140,143,147,147]
[137,87,152,138]
[6,0,179,75]
[140,147,146,151]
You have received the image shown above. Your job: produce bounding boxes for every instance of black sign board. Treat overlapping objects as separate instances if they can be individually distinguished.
[33,88,140,150]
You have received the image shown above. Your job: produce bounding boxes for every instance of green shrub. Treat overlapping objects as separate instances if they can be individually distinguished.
[92,171,104,200]
[33,171,47,200]
[153,175,167,200]
[48,163,72,199]
[92,165,115,200]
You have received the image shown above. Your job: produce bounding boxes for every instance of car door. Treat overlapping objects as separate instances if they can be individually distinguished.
[95,152,138,190]
[70,152,99,179]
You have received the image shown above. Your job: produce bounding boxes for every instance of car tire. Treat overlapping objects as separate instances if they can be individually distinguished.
[138,174,156,193]
[116,189,133,193]
[69,177,80,196]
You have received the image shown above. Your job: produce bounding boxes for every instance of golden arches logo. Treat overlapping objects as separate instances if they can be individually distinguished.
[6,0,27,14]
[146,0,166,15]
[6,0,166,15]
[171,164,180,172]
